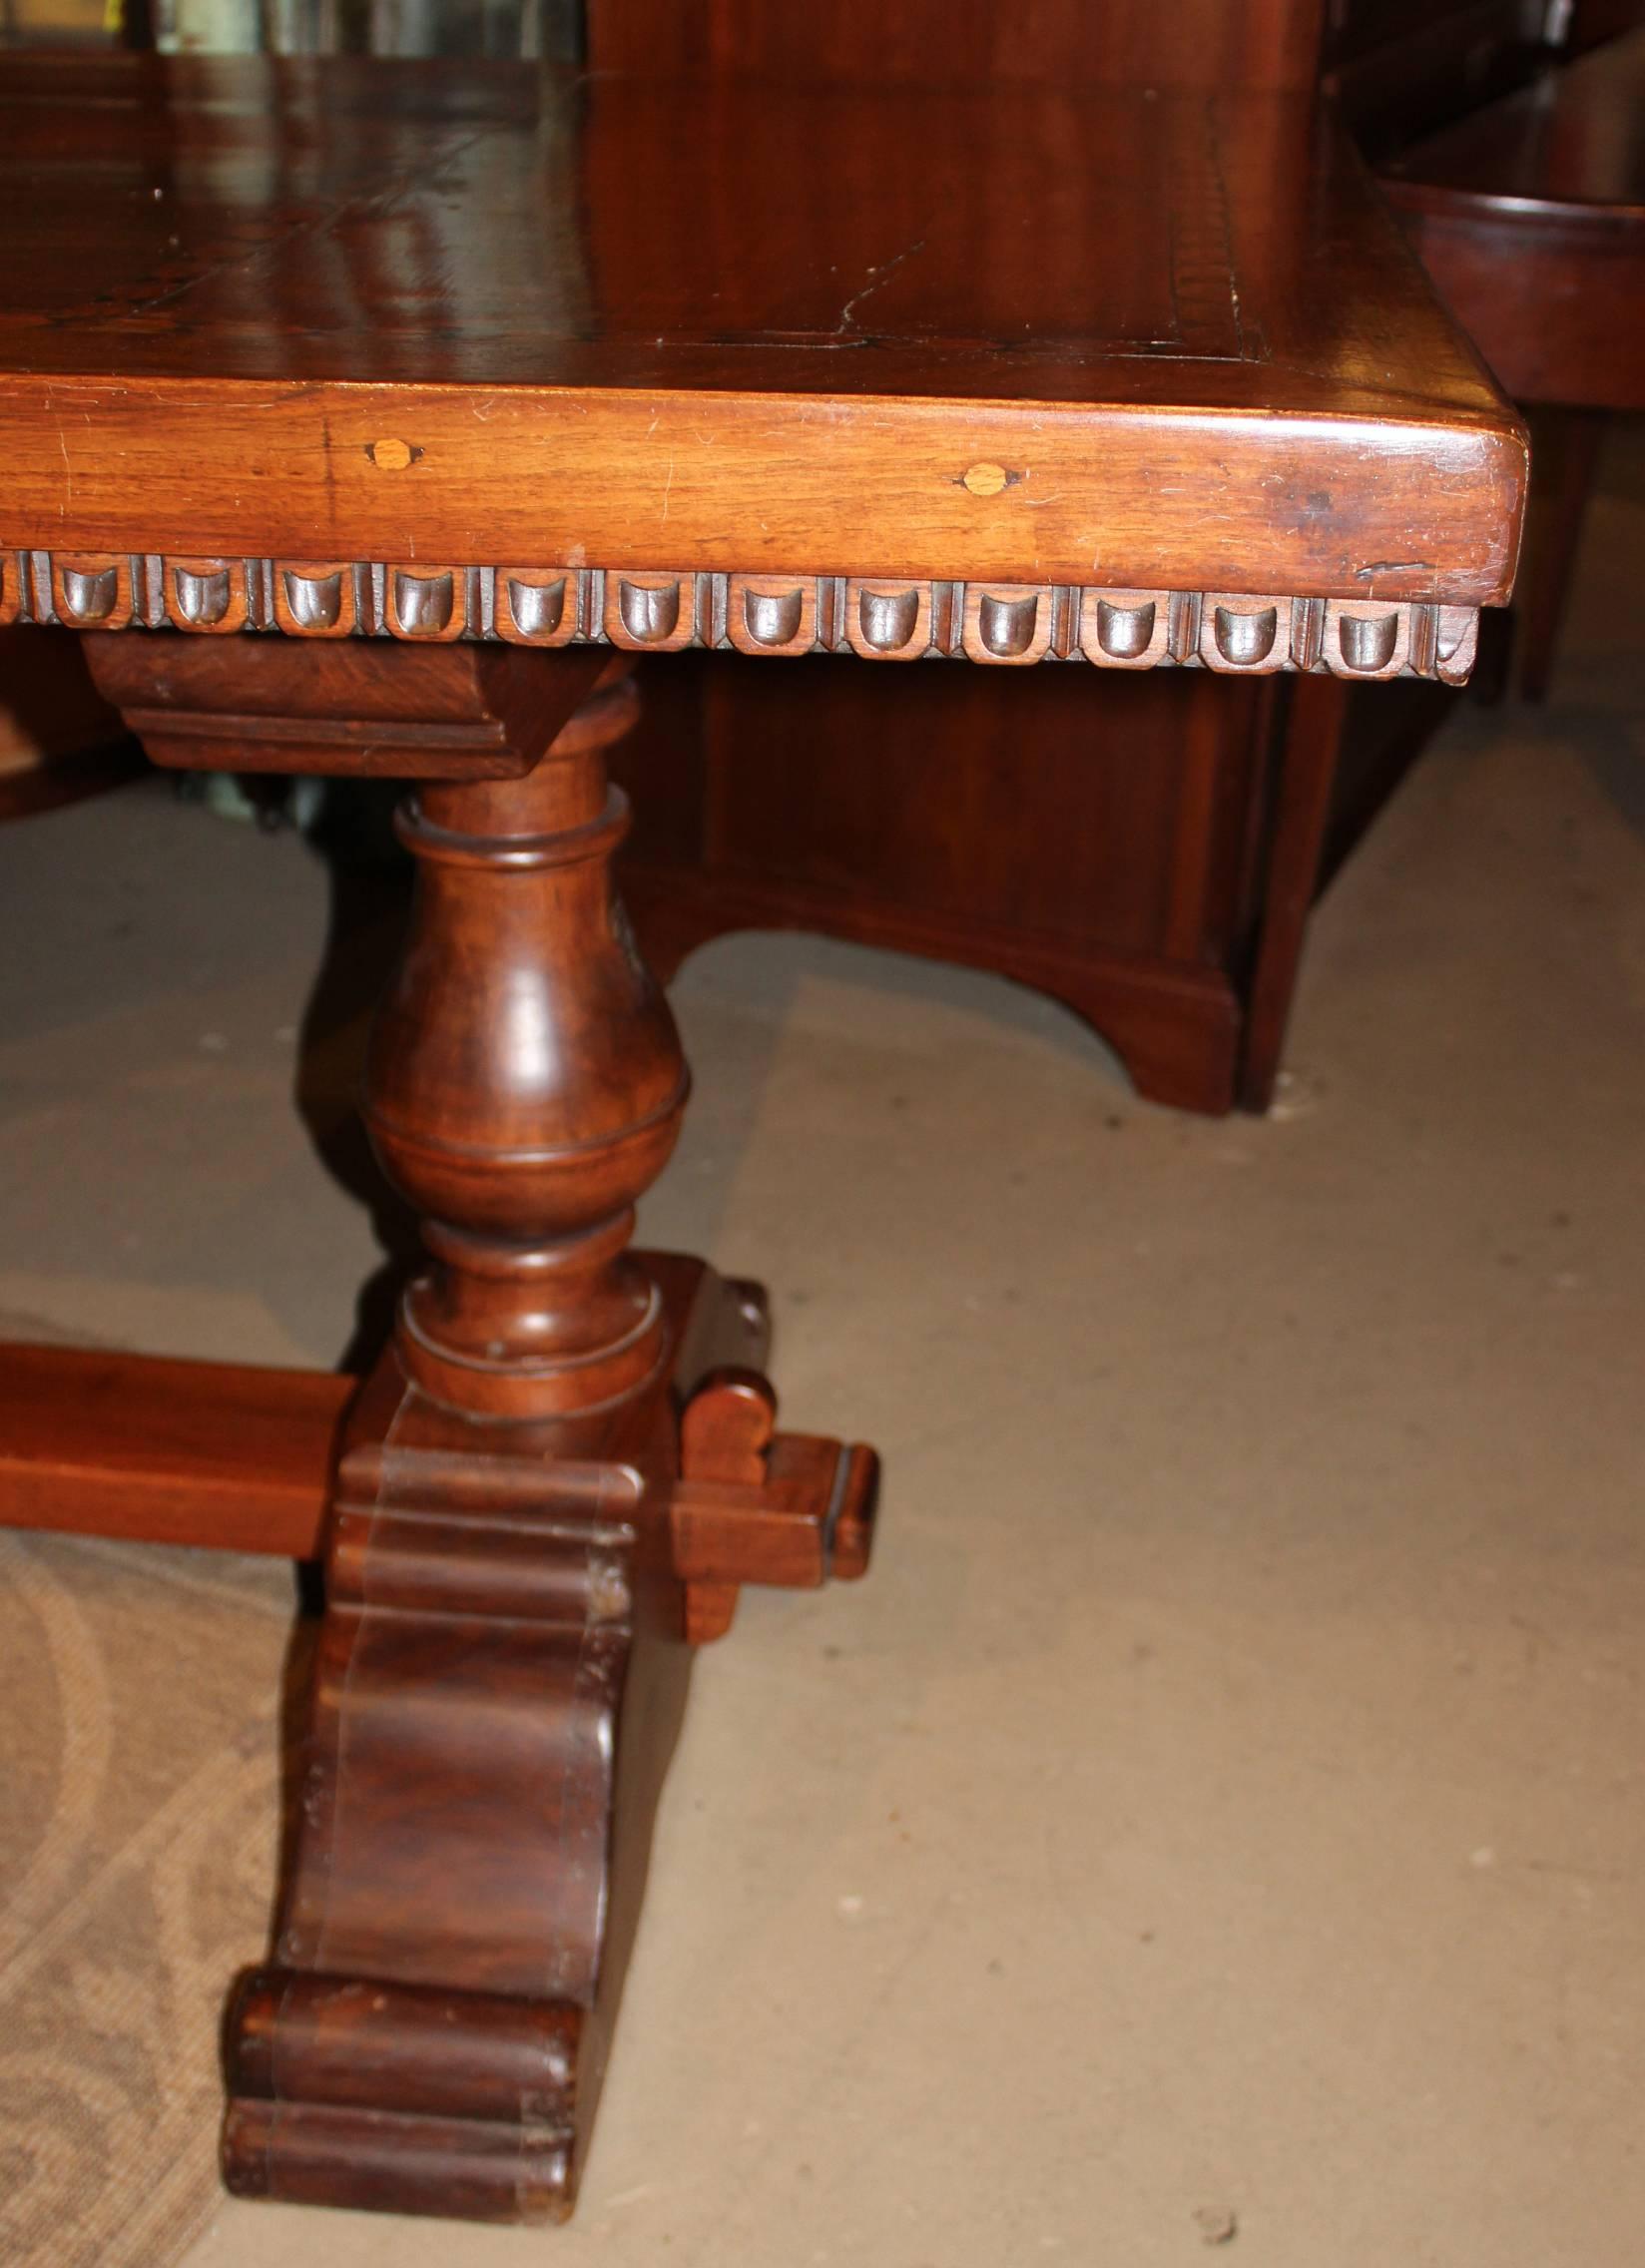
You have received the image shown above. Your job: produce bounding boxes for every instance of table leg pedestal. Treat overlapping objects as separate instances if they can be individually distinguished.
[221,1260,771,2224]
[54,633,881,2225]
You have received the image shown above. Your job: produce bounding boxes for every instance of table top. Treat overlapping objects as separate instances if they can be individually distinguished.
[1383,27,1645,227]
[0,55,1523,677]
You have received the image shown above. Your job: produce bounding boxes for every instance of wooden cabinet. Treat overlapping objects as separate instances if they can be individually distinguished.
[616,656,1295,1113]
[587,0,1387,1114]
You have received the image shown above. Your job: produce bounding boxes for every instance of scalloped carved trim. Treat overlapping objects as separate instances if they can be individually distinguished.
[1,549,1482,683]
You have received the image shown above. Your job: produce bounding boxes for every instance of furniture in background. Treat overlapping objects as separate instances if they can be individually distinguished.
[0,51,1520,2227]
[1379,26,1645,696]
[593,0,1344,1116]
[595,0,1636,1110]
[8,0,1623,1110]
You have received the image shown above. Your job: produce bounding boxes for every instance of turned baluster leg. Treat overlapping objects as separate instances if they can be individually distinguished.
[362,669,689,1420]
[217,664,730,2222]
[79,630,875,2226]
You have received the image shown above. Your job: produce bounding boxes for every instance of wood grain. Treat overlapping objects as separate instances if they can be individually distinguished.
[1382,29,1645,410]
[223,1261,750,2224]
[588,0,1324,90]
[0,1346,347,1555]
[0,34,1539,2230]
[66,633,885,2226]
[0,57,1523,609]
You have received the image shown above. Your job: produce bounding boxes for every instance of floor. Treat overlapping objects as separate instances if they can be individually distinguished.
[2,459,1643,2266]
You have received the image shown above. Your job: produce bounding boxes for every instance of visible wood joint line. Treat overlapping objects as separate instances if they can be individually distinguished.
[671,1368,879,1643]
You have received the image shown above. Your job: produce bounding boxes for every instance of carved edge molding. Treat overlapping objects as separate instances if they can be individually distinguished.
[0,550,1480,682]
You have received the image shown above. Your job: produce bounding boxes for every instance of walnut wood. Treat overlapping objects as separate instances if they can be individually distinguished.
[15,554,1486,685]
[82,635,617,775]
[0,1345,346,1555]
[0,57,1521,611]
[588,0,1324,91]
[562,4,1562,1121]
[1323,0,1554,161]
[223,1258,763,2224]
[368,692,686,1420]
[0,43,1517,1128]
[221,1248,874,2221]
[0,38,1534,2231]
[1432,256,1640,391]
[1378,27,1645,703]
[1382,25,1645,220]
[67,633,880,2224]
[83,635,683,1423]
[613,654,1335,1115]
[1381,30,1645,413]
[672,1368,877,1642]
[626,850,1250,1113]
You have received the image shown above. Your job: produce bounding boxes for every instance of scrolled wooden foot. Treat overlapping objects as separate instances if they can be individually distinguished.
[221,1260,739,2226]
[105,634,889,2227]
[217,1282,877,2222]
[225,1974,583,2224]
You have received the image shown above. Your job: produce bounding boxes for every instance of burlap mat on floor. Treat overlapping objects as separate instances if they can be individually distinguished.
[0,1468,295,2268]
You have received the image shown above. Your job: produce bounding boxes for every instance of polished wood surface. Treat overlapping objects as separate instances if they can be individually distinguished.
[363,668,684,1419]
[1382,30,1645,412]
[0,1345,346,1555]
[1383,25,1645,219]
[1323,0,1554,158]
[1380,25,1645,698]
[66,636,876,2223]
[561,0,1517,1112]
[223,1256,758,2223]
[613,654,1278,1113]
[83,634,614,773]
[0,55,1521,613]
[220,1258,708,2221]
[79,636,684,1429]
[587,0,1324,90]
[0,38,1530,2229]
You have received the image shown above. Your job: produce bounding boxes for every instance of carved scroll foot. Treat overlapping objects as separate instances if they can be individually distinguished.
[83,633,880,2223]
[222,1257,874,2225]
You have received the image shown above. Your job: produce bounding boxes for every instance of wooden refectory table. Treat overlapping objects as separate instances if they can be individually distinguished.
[0,54,1524,2228]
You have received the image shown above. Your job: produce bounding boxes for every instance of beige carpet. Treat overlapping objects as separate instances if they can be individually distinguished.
[2,441,1642,2267]
[0,1506,289,2268]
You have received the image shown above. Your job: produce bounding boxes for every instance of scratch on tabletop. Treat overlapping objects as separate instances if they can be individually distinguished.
[836,236,928,334]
